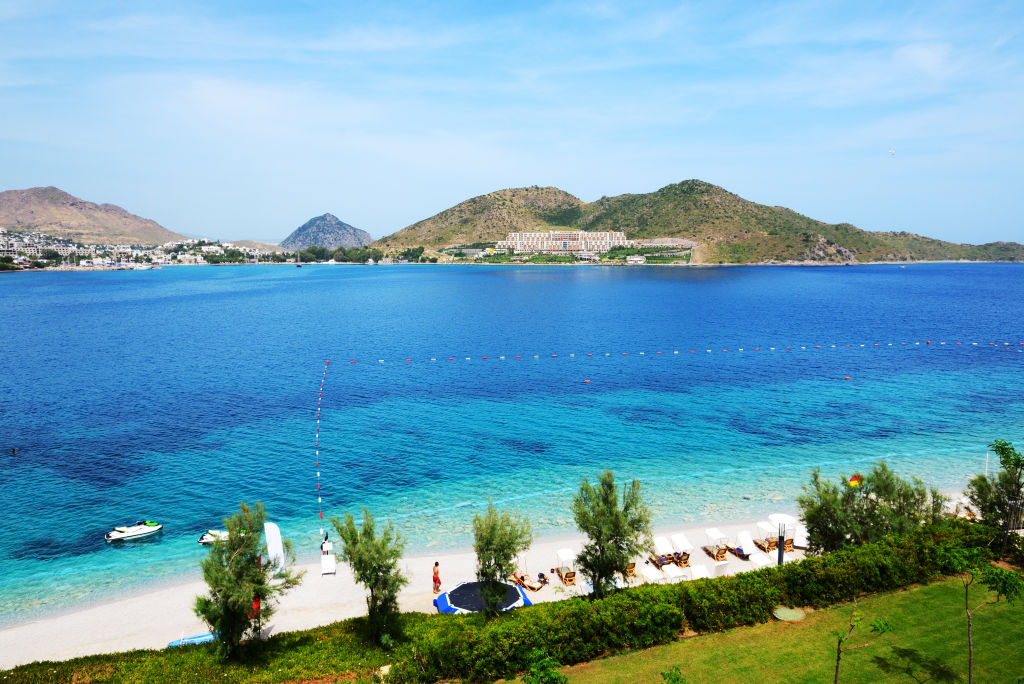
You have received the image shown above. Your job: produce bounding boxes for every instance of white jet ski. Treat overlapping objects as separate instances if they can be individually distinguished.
[198,529,228,545]
[105,520,163,542]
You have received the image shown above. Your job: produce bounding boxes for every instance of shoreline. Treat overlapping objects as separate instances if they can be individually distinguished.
[0,513,806,670]
[9,255,1024,272]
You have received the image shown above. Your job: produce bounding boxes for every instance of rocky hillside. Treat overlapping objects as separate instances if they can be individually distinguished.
[281,213,372,251]
[376,180,1024,263]
[374,187,584,249]
[0,186,185,245]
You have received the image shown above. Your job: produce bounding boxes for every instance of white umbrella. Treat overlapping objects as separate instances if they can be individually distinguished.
[556,548,575,569]
[705,527,727,545]
[653,536,674,557]
[756,521,776,537]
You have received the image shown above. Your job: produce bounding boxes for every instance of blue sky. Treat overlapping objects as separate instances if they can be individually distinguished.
[1,1,1022,243]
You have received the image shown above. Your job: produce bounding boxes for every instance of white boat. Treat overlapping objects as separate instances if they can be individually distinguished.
[198,529,228,545]
[105,520,163,542]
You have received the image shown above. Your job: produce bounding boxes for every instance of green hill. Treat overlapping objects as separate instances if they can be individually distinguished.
[375,180,1024,264]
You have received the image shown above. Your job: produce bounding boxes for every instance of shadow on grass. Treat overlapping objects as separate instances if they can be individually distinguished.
[871,646,957,683]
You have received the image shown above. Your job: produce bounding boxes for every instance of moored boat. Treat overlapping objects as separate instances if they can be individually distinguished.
[197,529,228,545]
[105,520,163,542]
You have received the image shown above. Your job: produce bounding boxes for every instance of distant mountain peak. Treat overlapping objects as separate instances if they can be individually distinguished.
[280,213,372,251]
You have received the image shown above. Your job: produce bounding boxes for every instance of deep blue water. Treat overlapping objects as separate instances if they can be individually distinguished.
[1,263,1023,625]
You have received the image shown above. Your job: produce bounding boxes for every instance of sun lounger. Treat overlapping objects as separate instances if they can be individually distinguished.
[624,561,636,577]
[729,531,756,560]
[687,565,710,580]
[714,560,730,578]
[755,521,779,553]
[703,527,728,561]
[649,536,676,568]
[511,573,545,592]
[662,563,685,582]
[670,533,693,568]
[748,552,773,570]
[641,566,665,584]
[555,548,576,584]
[320,552,336,575]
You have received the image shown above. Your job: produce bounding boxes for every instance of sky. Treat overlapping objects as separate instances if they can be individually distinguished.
[1,1,1022,244]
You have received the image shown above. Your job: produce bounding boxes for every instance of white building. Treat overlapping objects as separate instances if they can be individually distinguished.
[496,230,630,255]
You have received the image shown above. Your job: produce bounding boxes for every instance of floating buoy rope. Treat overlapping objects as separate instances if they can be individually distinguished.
[336,339,1022,365]
[315,360,329,537]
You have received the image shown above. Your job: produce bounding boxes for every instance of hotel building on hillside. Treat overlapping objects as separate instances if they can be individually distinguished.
[496,230,631,255]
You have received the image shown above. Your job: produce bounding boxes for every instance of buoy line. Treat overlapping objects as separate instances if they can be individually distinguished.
[336,340,1024,364]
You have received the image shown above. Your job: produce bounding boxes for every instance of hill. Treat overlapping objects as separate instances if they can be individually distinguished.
[229,239,286,253]
[0,186,185,246]
[280,214,372,251]
[375,180,1024,263]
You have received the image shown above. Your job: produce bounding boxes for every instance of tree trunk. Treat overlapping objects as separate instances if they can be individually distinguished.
[966,583,974,684]
[833,642,843,684]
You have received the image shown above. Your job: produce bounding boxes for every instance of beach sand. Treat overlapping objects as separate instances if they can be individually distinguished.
[0,517,805,670]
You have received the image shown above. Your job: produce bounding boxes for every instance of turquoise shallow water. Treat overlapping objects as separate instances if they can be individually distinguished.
[0,263,1022,625]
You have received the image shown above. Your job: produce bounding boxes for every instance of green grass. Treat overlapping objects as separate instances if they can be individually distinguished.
[554,579,1024,683]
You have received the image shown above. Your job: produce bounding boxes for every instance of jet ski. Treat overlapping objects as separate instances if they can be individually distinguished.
[105,520,163,542]
[198,529,228,545]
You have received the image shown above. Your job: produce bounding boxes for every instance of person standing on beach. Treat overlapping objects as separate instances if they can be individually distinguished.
[432,561,441,594]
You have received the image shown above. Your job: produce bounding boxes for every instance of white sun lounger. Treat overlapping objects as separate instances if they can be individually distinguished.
[794,524,809,549]
[687,565,710,580]
[736,531,757,558]
[641,566,665,584]
[748,552,773,570]
[654,536,674,557]
[670,533,694,553]
[662,563,685,582]
[321,552,336,575]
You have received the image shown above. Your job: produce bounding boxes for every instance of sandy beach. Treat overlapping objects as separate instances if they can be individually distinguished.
[0,516,805,670]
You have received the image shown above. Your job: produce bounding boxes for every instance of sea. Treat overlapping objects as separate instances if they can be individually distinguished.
[1,263,1023,626]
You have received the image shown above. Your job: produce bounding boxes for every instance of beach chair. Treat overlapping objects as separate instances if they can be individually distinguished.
[703,528,728,562]
[662,563,685,583]
[729,531,755,560]
[755,521,778,553]
[624,561,637,577]
[511,573,545,592]
[640,566,665,584]
[670,533,693,568]
[714,560,730,578]
[649,536,675,568]
[556,547,576,584]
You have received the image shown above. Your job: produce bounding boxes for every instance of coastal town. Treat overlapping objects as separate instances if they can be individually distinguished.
[0,227,697,270]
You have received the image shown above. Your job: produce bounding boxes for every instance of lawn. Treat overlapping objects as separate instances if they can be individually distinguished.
[557,578,1024,683]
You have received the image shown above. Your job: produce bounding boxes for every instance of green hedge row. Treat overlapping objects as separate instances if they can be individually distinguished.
[386,520,996,683]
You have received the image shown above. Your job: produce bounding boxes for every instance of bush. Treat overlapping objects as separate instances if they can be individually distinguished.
[385,520,993,682]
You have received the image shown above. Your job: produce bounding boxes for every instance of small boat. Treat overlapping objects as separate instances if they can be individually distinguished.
[198,529,228,545]
[105,520,163,542]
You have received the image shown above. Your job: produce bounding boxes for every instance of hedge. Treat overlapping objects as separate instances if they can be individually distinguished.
[385,520,997,683]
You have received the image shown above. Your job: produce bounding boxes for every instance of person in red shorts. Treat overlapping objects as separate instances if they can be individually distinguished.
[432,561,441,594]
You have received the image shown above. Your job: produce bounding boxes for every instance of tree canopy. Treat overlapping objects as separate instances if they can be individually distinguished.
[797,462,946,554]
[194,501,303,659]
[571,470,651,599]
[332,508,407,642]
[472,501,533,615]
